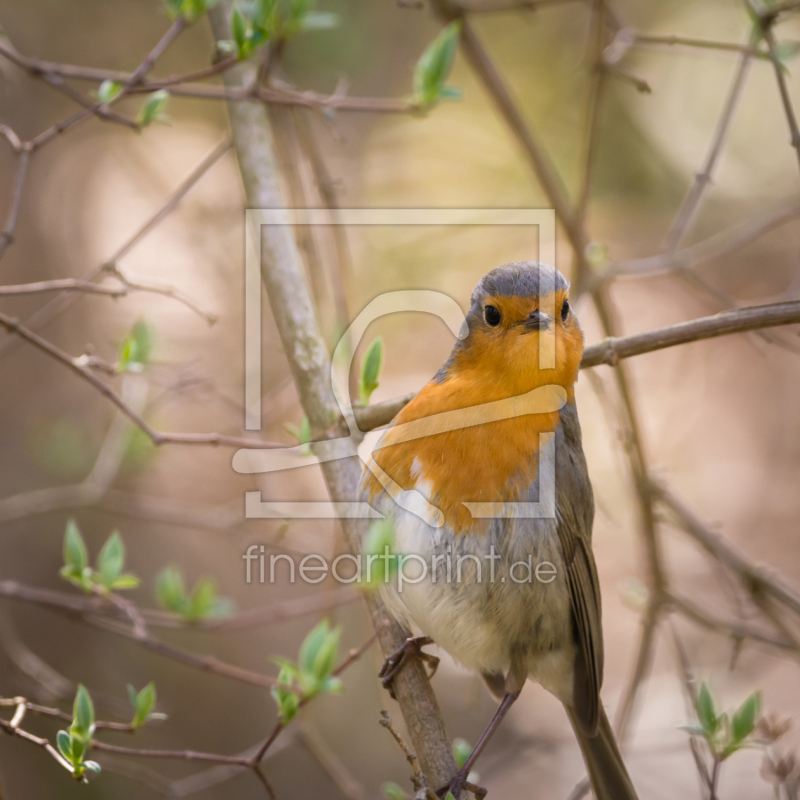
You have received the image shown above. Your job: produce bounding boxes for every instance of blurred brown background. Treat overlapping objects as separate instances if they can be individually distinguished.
[1,0,800,798]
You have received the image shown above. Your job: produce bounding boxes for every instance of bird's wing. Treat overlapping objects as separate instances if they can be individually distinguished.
[554,403,603,735]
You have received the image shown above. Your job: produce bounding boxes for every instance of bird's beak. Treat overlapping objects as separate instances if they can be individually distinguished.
[521,310,552,332]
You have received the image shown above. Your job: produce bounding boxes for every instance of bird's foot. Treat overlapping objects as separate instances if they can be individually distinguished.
[436,773,487,800]
[379,636,439,698]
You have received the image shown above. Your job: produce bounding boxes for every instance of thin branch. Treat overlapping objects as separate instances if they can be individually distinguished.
[0,279,126,297]
[102,264,218,324]
[614,599,660,741]
[762,23,800,175]
[654,480,800,618]
[40,73,139,130]
[632,33,767,59]
[250,635,377,765]
[612,203,800,277]
[0,578,356,632]
[452,0,583,11]
[667,592,797,653]
[576,0,607,232]
[358,301,800,430]
[0,41,417,115]
[0,136,231,360]
[126,18,187,87]
[297,726,367,800]
[663,24,760,252]
[379,710,436,800]
[0,715,74,773]
[580,299,800,367]
[0,311,284,450]
[0,580,279,689]
[0,149,30,260]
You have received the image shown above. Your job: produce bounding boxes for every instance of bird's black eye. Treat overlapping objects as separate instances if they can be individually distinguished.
[484,305,501,327]
[560,299,570,322]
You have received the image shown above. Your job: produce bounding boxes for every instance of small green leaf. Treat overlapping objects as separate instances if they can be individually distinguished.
[71,685,95,740]
[57,730,73,760]
[136,90,169,128]
[414,21,462,110]
[696,683,717,737]
[231,6,247,55]
[382,782,409,800]
[82,760,101,775]
[452,737,472,769]
[131,682,157,729]
[310,625,340,682]
[63,519,88,572]
[299,620,331,675]
[96,531,125,586]
[774,40,800,63]
[271,685,300,722]
[111,574,141,590]
[164,0,184,18]
[359,336,384,406]
[188,578,218,620]
[118,320,154,372]
[362,516,399,589]
[98,80,123,104]
[732,691,761,744]
[156,568,191,616]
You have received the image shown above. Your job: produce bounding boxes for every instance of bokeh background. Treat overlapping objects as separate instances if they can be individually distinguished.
[1,0,800,798]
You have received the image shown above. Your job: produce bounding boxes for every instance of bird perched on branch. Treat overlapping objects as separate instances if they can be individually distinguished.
[359,261,639,800]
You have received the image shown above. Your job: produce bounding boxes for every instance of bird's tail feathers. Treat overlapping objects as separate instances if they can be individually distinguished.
[567,704,639,800]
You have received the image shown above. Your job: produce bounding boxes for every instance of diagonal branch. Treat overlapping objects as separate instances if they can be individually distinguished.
[207,2,458,790]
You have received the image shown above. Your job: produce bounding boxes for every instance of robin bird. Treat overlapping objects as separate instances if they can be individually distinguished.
[358,261,639,800]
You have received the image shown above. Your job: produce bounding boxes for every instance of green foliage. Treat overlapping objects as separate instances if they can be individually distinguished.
[358,336,384,406]
[773,40,800,63]
[136,91,169,128]
[127,682,167,729]
[361,516,399,590]
[164,0,217,22]
[98,80,123,104]
[413,22,462,111]
[56,686,101,781]
[382,782,409,800]
[270,620,343,723]
[284,416,312,456]
[452,737,472,769]
[221,0,338,61]
[60,521,140,593]
[118,320,154,372]
[684,682,763,761]
[155,568,234,622]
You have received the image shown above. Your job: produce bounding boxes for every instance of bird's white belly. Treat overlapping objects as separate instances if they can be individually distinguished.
[377,499,575,698]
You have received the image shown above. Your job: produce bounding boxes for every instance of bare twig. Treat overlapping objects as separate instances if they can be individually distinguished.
[654,481,800,619]
[358,300,800,431]
[663,24,760,252]
[0,136,231,359]
[0,149,30,260]
[632,33,766,59]
[380,710,437,800]
[0,278,126,297]
[0,311,284,449]
[612,203,800,277]
[580,300,800,367]
[761,22,800,175]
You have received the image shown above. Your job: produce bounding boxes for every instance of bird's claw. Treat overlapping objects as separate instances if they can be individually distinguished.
[379,636,439,698]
